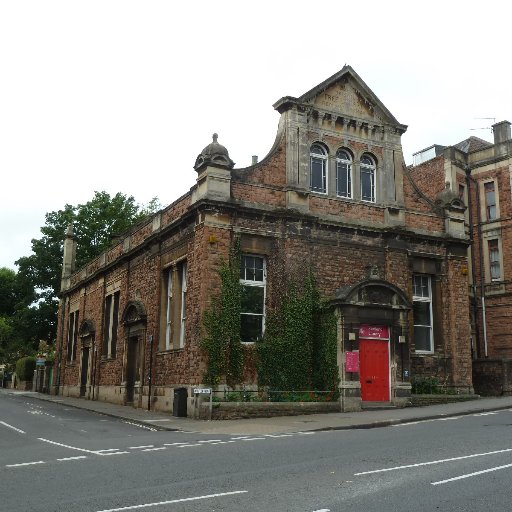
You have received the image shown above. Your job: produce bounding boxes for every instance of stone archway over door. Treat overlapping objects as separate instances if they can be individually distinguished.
[122,301,147,407]
[331,278,411,410]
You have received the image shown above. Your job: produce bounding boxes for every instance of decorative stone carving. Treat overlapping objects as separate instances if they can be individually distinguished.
[194,133,235,171]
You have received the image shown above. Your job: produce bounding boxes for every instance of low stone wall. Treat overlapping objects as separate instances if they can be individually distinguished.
[409,394,480,407]
[199,401,341,420]
[472,359,512,396]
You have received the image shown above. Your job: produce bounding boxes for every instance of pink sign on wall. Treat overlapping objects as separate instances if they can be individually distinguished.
[345,351,359,372]
[359,325,389,340]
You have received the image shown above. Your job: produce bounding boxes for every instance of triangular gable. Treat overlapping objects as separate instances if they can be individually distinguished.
[274,65,406,131]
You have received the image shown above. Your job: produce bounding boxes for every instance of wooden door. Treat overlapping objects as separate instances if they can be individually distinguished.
[360,339,390,402]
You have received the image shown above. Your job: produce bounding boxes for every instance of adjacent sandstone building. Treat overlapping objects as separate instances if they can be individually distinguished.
[54,66,473,414]
[411,121,512,395]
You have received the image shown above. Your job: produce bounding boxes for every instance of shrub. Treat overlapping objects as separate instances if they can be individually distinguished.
[411,376,440,394]
[15,356,36,381]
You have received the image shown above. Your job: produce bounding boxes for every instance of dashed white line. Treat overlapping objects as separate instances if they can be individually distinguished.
[0,421,26,434]
[432,462,512,485]
[96,449,124,453]
[6,461,45,468]
[473,412,498,417]
[163,442,190,446]
[141,447,166,452]
[198,440,222,443]
[128,445,154,450]
[95,490,248,512]
[241,437,266,441]
[177,443,202,448]
[99,451,130,456]
[57,456,88,462]
[355,447,512,476]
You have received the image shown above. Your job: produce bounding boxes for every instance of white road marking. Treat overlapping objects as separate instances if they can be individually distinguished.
[57,456,88,462]
[96,449,124,453]
[0,420,26,434]
[211,441,236,445]
[265,434,293,438]
[142,419,171,422]
[177,443,202,448]
[198,439,222,443]
[6,461,45,467]
[121,421,157,431]
[100,451,130,456]
[241,437,266,441]
[128,445,154,449]
[38,437,98,454]
[163,442,190,446]
[354,447,512,475]
[312,509,330,512]
[95,490,248,512]
[141,447,166,452]
[297,432,316,435]
[393,417,462,427]
[432,462,512,485]
[473,412,498,417]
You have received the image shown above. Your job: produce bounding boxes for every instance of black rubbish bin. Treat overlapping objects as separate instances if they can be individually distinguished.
[173,387,188,417]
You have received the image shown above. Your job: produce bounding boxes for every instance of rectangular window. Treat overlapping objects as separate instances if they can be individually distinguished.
[310,156,327,193]
[163,261,187,350]
[413,275,433,353]
[67,310,79,362]
[240,255,266,343]
[458,184,465,201]
[488,239,501,281]
[336,161,352,198]
[361,167,375,202]
[103,291,120,358]
[484,181,496,220]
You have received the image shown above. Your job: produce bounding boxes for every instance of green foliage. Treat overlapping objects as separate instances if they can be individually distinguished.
[201,241,245,387]
[411,376,441,394]
[15,356,36,381]
[257,272,339,393]
[0,267,38,367]
[14,191,160,346]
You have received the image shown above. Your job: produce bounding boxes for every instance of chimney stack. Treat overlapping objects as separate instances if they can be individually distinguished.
[492,121,511,145]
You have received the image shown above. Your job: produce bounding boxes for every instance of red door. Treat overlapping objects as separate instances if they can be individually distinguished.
[360,338,390,402]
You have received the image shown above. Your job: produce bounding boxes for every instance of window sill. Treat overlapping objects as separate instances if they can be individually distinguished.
[157,347,185,355]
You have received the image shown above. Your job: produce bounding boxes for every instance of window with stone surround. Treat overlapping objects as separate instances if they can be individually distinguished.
[484,181,497,220]
[67,310,79,362]
[103,291,120,358]
[413,275,434,353]
[336,149,352,198]
[310,143,328,194]
[488,239,501,281]
[163,261,187,350]
[360,154,376,203]
[240,255,266,343]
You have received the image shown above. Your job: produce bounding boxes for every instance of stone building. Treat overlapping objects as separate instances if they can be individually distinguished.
[411,122,512,395]
[54,65,473,414]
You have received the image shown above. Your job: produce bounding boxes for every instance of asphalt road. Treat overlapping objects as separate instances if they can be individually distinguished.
[2,392,512,512]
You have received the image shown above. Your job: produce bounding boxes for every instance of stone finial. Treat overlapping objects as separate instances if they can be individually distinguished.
[194,133,235,171]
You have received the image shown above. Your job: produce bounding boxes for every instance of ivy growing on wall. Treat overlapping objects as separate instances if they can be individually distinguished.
[257,271,339,393]
[201,240,339,394]
[201,240,244,387]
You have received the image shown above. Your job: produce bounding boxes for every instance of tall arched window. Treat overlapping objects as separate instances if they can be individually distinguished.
[360,154,376,202]
[336,149,352,198]
[310,143,328,194]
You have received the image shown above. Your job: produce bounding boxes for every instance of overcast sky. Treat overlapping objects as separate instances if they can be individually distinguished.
[1,1,510,271]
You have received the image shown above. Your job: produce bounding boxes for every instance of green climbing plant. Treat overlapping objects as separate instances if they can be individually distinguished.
[201,241,244,387]
[257,271,339,393]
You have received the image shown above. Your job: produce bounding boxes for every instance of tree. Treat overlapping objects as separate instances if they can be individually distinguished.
[15,191,160,345]
[0,267,36,367]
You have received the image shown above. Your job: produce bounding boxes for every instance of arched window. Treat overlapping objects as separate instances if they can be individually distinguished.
[310,143,328,194]
[336,149,352,198]
[360,154,376,202]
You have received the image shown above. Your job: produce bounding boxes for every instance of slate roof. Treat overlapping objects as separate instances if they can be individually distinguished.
[453,136,493,154]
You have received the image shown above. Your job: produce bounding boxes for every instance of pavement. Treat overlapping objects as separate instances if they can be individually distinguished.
[4,388,512,435]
